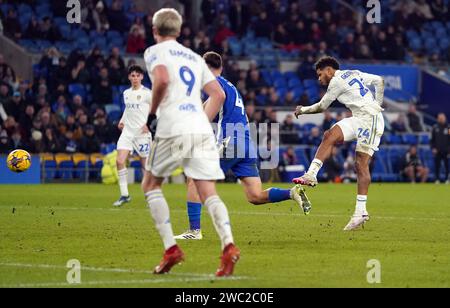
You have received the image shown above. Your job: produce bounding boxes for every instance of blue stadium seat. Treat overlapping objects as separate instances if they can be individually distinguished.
[386,134,403,145]
[439,38,450,51]
[260,70,272,85]
[389,147,407,173]
[68,84,87,100]
[402,134,419,145]
[303,79,319,89]
[406,30,418,40]
[229,40,242,56]
[435,27,447,37]
[58,161,74,180]
[0,3,11,16]
[419,134,430,145]
[276,88,287,99]
[288,78,303,90]
[43,160,57,180]
[431,21,444,30]
[409,37,422,51]
[302,123,317,133]
[273,78,287,89]
[292,87,304,100]
[295,148,310,166]
[306,88,320,102]
[424,37,438,51]
[282,71,296,80]
[74,161,92,180]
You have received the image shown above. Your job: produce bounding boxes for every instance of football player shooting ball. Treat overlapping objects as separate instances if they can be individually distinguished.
[293,56,385,231]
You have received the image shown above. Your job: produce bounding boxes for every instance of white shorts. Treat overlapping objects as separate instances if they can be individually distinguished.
[335,113,385,156]
[117,132,152,158]
[146,134,225,180]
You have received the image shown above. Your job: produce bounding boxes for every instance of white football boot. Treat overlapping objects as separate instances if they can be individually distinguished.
[290,185,312,215]
[292,173,318,187]
[174,229,203,240]
[343,213,370,231]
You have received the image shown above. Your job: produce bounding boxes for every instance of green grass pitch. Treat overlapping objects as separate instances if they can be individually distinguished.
[0,183,449,288]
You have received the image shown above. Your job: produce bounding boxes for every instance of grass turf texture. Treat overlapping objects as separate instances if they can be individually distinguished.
[0,183,449,288]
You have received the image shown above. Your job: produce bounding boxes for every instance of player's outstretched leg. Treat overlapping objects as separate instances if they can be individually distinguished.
[344,152,371,231]
[240,177,312,215]
[194,180,240,277]
[174,178,203,240]
[113,150,132,207]
[293,125,344,187]
[142,172,184,274]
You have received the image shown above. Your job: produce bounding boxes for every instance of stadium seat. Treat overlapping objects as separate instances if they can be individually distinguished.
[229,40,242,56]
[303,79,319,89]
[288,78,303,90]
[294,148,310,166]
[260,70,273,86]
[409,37,422,51]
[389,147,408,173]
[419,134,430,145]
[68,84,87,100]
[386,134,403,145]
[273,78,287,89]
[107,30,121,40]
[292,87,305,100]
[402,134,419,145]
[283,72,298,81]
[43,160,57,181]
[276,88,287,99]
[305,88,320,102]
[74,160,92,180]
[54,154,74,180]
[302,123,317,133]
[439,38,450,51]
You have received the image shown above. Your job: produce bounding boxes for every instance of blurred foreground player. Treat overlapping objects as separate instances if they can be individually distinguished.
[142,8,240,276]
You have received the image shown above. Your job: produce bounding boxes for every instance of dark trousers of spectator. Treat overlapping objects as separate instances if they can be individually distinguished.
[434,152,449,181]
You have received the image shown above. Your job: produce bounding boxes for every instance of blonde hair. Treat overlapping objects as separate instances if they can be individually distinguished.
[152,8,182,38]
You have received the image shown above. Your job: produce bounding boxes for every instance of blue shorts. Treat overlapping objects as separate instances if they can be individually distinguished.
[220,158,260,178]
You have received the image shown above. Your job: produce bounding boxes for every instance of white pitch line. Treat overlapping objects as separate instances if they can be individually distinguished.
[0,276,248,288]
[0,262,252,280]
[1,205,449,222]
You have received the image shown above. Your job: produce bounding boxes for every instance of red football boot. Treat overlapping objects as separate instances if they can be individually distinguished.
[153,245,185,274]
[216,243,240,277]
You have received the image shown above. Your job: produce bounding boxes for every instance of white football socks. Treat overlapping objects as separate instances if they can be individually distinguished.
[118,168,129,197]
[307,159,323,177]
[146,189,176,250]
[356,195,368,215]
[205,195,234,249]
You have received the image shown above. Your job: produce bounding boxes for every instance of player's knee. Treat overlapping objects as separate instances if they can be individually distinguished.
[246,192,263,205]
[355,160,368,175]
[116,158,126,168]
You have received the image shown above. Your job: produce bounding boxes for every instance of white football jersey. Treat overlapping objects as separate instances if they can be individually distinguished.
[318,70,384,118]
[121,85,152,135]
[144,40,216,138]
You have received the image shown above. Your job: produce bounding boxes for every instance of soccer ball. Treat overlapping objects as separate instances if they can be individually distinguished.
[7,149,32,173]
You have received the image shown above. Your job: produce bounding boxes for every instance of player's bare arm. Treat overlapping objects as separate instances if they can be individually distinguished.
[150,65,169,115]
[203,81,226,121]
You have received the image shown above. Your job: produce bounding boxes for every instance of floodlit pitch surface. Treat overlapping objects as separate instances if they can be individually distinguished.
[0,183,449,288]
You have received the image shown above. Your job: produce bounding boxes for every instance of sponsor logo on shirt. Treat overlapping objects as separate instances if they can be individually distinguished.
[179,104,197,112]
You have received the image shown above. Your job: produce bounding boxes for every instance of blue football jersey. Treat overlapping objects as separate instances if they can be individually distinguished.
[214,76,257,159]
